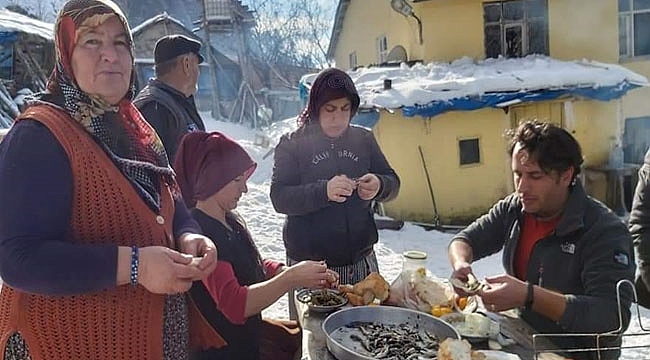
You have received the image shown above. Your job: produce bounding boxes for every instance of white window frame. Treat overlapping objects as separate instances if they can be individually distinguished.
[504,22,526,57]
[349,51,358,68]
[619,0,650,58]
[377,35,388,63]
[484,0,548,58]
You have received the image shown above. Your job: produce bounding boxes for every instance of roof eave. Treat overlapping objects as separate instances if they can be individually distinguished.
[131,12,187,36]
[326,0,350,60]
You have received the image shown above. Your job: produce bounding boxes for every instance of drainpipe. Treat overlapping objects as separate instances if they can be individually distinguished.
[615,98,624,153]
[563,100,575,133]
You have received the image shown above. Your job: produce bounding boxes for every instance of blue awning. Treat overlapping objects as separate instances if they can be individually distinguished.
[351,111,380,128]
[401,81,640,119]
[0,32,18,46]
[300,77,641,129]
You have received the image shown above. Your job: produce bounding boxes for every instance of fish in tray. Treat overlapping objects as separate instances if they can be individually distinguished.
[345,321,440,359]
[322,306,460,360]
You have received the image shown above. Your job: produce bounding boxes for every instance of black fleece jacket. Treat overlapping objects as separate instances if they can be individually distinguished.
[455,183,635,359]
[270,123,400,266]
[630,148,650,297]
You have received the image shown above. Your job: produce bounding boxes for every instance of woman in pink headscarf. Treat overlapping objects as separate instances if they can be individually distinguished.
[175,131,339,360]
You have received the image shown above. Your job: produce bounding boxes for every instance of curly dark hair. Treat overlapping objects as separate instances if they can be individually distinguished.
[507,121,584,184]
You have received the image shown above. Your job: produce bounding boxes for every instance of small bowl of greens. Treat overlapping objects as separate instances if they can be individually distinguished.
[296,288,348,313]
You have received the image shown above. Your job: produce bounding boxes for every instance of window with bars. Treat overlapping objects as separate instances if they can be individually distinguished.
[349,51,358,68]
[377,35,388,63]
[484,0,549,59]
[204,0,232,20]
[619,0,650,58]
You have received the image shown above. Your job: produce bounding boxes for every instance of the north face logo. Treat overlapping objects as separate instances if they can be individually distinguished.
[614,251,630,266]
[560,242,575,254]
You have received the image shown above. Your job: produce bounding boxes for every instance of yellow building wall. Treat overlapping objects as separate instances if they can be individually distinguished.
[334,0,412,68]
[334,0,626,66]
[570,101,619,167]
[374,98,620,223]
[548,0,619,62]
[333,0,488,67]
[331,0,650,221]
[508,100,617,168]
[373,108,511,224]
[621,62,650,120]
[333,0,650,130]
[412,0,484,62]
[571,101,621,202]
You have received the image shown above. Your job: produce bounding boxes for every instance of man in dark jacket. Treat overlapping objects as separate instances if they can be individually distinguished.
[448,121,635,360]
[134,35,206,160]
[629,148,650,308]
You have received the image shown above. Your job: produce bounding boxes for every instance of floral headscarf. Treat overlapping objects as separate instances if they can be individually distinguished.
[45,0,174,211]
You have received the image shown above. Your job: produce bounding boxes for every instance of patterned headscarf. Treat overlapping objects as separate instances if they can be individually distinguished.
[297,67,360,127]
[46,0,174,211]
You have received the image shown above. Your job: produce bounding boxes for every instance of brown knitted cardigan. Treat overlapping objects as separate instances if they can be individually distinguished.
[0,104,224,360]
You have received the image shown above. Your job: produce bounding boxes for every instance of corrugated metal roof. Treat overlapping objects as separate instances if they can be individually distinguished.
[0,8,53,41]
[131,12,187,36]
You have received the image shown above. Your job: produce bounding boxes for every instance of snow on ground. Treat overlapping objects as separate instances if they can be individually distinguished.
[203,113,650,359]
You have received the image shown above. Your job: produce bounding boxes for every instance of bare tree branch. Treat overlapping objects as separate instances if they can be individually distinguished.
[247,0,335,69]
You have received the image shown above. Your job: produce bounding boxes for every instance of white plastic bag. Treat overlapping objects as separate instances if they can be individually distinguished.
[389,267,455,313]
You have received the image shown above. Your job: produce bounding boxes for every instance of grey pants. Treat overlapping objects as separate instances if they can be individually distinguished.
[286,251,379,320]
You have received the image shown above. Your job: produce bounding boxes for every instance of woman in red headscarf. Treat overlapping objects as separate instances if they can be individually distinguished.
[0,1,221,359]
[174,131,339,360]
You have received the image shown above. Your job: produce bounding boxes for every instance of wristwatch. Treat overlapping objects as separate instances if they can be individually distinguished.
[524,282,535,311]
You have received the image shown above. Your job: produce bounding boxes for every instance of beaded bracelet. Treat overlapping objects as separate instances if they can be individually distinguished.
[130,246,139,286]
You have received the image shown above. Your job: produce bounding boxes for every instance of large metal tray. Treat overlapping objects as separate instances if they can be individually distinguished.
[322,305,461,360]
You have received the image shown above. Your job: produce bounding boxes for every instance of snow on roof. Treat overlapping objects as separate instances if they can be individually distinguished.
[0,8,53,41]
[131,12,186,35]
[301,55,649,116]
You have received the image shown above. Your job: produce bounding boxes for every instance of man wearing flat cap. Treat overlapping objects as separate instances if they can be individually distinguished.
[135,34,206,160]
